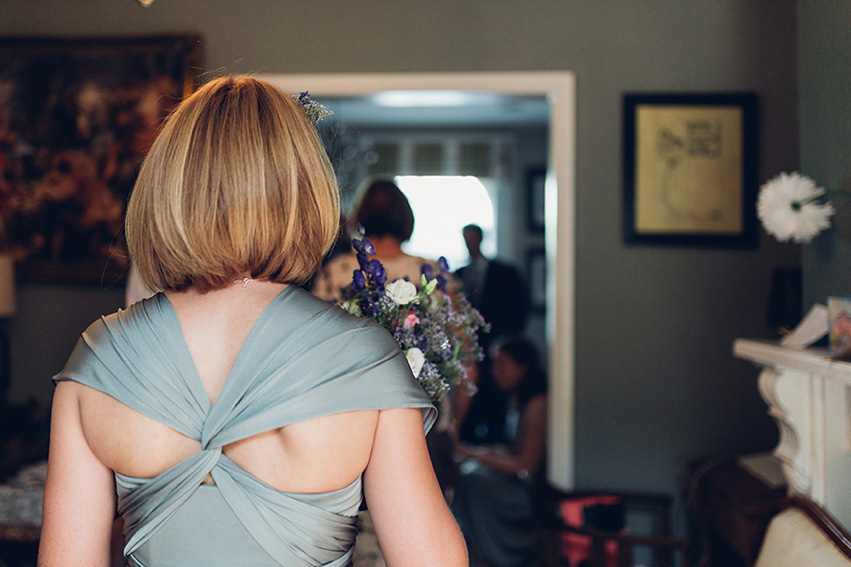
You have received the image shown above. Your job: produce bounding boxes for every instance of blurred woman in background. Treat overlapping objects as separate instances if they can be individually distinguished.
[452,336,548,567]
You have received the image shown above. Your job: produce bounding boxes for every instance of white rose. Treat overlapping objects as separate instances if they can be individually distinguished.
[405,347,425,377]
[385,280,418,305]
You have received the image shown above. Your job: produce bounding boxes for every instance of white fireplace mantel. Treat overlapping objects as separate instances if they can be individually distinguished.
[733,338,851,529]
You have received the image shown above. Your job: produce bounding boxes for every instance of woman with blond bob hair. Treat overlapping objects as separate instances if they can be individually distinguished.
[39,76,467,567]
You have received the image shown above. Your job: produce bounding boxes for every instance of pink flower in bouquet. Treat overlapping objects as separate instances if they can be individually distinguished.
[403,312,420,329]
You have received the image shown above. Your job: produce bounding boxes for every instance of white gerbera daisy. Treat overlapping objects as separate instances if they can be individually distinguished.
[757,172,835,243]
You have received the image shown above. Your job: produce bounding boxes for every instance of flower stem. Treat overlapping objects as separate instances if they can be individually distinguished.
[792,189,851,210]
[791,193,821,210]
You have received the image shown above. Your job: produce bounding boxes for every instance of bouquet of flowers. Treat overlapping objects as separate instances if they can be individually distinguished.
[338,232,489,401]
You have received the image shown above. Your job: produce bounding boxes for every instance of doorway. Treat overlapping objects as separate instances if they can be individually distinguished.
[260,72,576,488]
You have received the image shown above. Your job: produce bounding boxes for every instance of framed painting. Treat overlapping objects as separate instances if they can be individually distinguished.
[0,35,202,284]
[623,92,759,247]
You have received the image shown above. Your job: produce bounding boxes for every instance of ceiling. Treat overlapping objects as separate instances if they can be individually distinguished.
[318,92,550,128]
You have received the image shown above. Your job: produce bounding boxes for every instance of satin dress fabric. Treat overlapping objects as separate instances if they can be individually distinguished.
[54,287,436,567]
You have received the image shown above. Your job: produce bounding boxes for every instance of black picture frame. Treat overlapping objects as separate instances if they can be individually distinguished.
[0,35,202,284]
[526,166,546,233]
[623,92,759,247]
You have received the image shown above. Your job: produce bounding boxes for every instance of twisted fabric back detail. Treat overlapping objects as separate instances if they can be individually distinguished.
[54,288,435,567]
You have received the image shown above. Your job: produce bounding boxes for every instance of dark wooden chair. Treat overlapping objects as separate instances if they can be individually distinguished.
[534,484,691,567]
[688,455,787,567]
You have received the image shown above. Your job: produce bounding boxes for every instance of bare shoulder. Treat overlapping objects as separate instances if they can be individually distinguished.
[42,383,116,567]
[363,407,468,566]
[51,380,81,417]
[364,407,433,491]
[72,380,199,478]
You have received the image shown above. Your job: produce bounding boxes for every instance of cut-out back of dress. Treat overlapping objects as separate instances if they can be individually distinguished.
[55,287,436,567]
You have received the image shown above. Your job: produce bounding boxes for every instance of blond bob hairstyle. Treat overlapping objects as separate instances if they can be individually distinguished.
[125,76,340,293]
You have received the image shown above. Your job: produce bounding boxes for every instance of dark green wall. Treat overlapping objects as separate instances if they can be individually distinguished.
[799,1,851,306]
[2,0,804,533]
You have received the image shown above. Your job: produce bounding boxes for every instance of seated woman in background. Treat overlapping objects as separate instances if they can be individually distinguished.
[452,336,548,567]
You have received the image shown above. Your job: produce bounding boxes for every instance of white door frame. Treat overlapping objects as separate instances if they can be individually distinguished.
[260,71,576,488]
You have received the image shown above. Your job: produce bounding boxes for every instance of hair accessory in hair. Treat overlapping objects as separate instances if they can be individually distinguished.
[291,92,333,125]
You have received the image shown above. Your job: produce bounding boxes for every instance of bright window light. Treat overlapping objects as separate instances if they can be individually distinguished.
[395,175,496,272]
[372,90,475,107]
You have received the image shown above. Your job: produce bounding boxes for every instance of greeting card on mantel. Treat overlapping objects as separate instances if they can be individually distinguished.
[780,303,827,350]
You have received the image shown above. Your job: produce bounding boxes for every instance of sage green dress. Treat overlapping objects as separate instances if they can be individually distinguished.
[54,287,436,567]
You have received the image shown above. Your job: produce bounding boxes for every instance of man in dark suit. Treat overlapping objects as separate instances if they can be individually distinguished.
[454,224,530,445]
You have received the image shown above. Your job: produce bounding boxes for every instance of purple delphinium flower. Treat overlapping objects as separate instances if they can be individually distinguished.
[355,251,369,271]
[360,294,378,318]
[352,270,365,290]
[367,259,387,288]
[353,235,375,256]
[437,257,450,273]
[421,263,434,281]
[353,236,376,271]
[362,237,375,255]
[436,274,448,292]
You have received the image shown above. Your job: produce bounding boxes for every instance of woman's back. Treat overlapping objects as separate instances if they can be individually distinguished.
[77,282,379,494]
[39,76,467,567]
[50,286,438,566]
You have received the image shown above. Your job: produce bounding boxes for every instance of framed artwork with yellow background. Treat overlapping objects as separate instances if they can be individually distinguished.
[623,93,758,247]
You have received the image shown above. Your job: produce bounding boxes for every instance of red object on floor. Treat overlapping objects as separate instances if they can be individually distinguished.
[559,495,622,567]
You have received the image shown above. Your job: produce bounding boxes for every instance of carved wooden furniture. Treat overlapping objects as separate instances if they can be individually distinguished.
[733,339,851,529]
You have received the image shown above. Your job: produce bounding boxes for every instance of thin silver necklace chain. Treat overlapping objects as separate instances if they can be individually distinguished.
[232,277,270,290]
